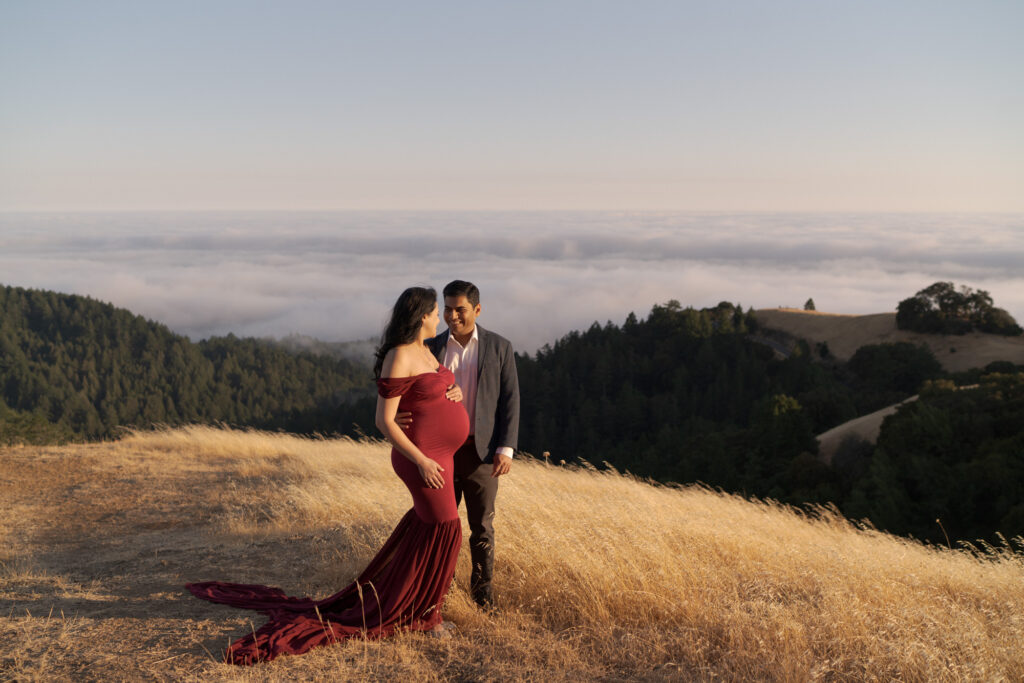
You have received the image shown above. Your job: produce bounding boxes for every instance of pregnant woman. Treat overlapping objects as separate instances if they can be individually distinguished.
[187,286,469,664]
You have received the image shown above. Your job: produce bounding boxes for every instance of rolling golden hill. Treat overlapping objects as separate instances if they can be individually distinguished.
[752,308,1024,372]
[2,426,1023,681]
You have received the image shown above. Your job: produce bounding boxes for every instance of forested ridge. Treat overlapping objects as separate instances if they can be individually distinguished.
[512,300,1024,546]
[0,284,370,441]
[3,284,1022,545]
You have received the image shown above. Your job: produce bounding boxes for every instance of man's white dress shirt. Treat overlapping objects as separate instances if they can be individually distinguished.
[444,326,514,461]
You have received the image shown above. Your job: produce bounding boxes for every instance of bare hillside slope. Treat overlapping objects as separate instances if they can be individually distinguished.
[753,308,1024,372]
[3,427,1023,681]
[816,396,918,463]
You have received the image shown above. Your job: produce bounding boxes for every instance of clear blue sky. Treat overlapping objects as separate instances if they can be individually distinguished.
[2,0,1022,211]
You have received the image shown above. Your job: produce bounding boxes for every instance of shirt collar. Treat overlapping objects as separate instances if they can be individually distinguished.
[446,325,479,349]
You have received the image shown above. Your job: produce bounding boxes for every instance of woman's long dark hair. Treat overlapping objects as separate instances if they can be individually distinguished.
[374,286,437,378]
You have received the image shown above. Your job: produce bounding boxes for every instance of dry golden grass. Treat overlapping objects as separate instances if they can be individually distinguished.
[753,308,1024,372]
[3,425,1024,681]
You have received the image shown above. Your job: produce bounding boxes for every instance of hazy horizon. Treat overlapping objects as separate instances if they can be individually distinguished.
[2,210,1022,354]
[4,4,1022,351]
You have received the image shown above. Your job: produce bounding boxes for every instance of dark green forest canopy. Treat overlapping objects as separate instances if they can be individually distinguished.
[521,305,841,478]
[844,372,1024,546]
[0,284,370,441]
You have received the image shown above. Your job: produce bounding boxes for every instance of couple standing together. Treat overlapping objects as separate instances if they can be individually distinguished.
[188,280,520,665]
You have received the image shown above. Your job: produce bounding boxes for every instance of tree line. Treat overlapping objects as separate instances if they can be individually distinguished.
[0,285,370,442]
[3,283,1022,546]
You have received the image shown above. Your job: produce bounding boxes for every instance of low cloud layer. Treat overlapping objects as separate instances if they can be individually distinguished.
[2,211,1022,355]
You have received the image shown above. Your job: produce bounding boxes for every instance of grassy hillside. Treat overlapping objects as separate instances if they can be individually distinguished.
[3,427,1022,681]
[753,308,1024,372]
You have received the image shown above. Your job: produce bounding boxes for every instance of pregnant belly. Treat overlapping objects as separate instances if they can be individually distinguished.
[408,399,470,457]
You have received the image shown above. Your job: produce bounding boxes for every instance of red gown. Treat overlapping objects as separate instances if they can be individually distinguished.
[187,367,469,665]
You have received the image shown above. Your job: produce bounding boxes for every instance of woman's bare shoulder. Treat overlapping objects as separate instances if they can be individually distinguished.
[381,344,416,378]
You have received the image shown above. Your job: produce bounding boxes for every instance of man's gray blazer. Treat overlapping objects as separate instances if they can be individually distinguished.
[427,325,520,463]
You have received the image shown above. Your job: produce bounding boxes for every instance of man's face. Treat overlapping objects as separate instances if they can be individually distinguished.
[444,295,481,338]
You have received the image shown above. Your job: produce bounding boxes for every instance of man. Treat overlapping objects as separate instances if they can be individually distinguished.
[402,279,520,609]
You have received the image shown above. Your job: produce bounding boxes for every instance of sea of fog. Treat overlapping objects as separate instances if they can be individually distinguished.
[1,211,1022,355]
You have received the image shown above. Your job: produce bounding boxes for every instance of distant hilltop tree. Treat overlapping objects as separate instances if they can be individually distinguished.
[804,298,816,311]
[896,282,1022,336]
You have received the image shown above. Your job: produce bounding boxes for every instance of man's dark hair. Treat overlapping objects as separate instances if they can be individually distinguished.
[443,280,480,307]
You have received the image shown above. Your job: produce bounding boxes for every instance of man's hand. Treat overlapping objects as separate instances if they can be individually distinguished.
[395,411,413,430]
[491,453,512,477]
[445,384,463,402]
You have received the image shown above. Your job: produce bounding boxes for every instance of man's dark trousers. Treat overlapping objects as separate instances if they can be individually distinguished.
[453,436,497,607]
